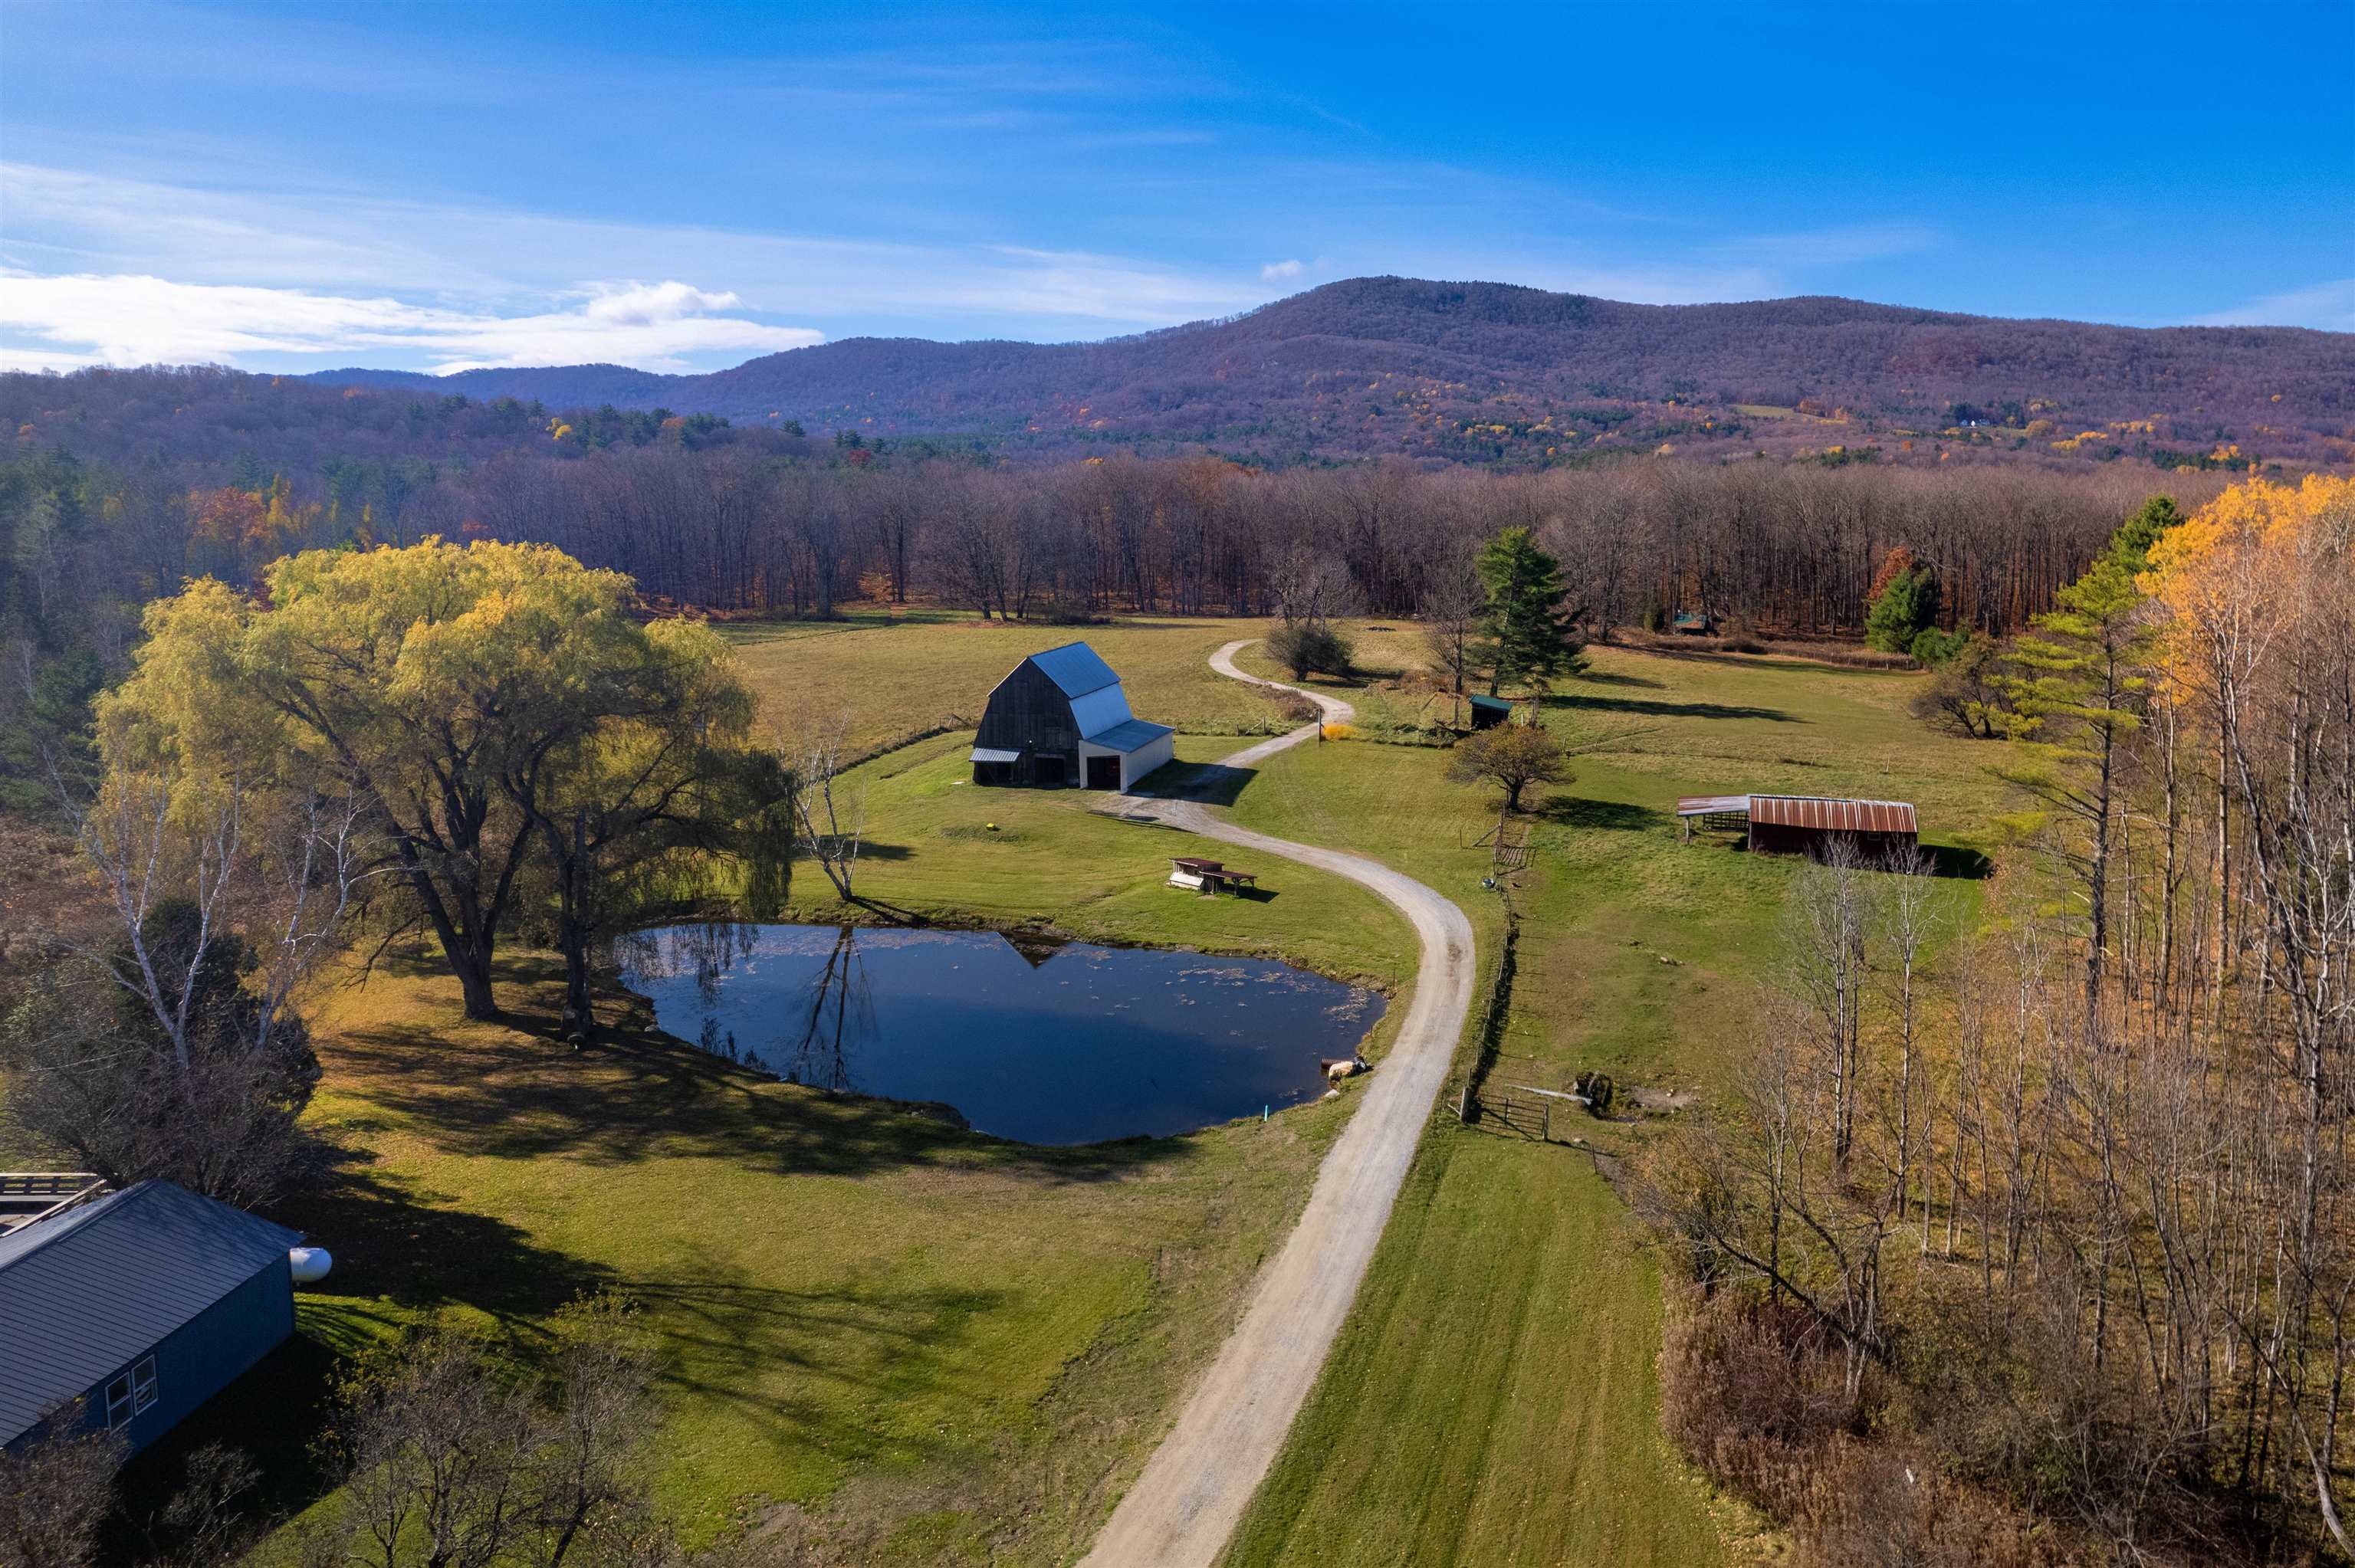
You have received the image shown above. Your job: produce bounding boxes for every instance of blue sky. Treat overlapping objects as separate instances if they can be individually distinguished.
[3,0,2350,373]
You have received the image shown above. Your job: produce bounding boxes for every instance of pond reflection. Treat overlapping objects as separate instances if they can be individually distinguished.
[616,923,1385,1146]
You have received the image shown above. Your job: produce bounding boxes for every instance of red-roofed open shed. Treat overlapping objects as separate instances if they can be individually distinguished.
[1677,793,1920,859]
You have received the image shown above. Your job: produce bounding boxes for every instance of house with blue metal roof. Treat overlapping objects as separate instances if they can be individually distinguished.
[970,642,1175,792]
[0,1180,304,1458]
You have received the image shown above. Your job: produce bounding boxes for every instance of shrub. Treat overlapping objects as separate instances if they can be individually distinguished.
[1908,634,2005,738]
[1444,721,1567,812]
[1909,625,1968,666]
[1266,620,1355,681]
[1723,615,1767,654]
[1641,602,1669,633]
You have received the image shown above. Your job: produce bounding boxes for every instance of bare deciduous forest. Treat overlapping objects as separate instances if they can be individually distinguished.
[1644,474,2355,1567]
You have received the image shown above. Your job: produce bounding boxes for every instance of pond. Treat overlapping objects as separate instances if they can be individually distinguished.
[616,923,1386,1146]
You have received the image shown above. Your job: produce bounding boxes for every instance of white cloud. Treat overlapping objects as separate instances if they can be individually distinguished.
[0,162,1275,350]
[0,270,823,373]
[2196,278,2355,333]
[1260,258,1305,280]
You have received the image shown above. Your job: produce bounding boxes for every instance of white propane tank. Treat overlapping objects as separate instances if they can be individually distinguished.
[289,1246,333,1284]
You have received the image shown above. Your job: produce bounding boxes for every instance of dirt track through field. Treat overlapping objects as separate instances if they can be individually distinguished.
[1077,642,1477,1568]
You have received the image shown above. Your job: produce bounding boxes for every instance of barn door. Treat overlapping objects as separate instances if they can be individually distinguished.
[1086,755,1122,791]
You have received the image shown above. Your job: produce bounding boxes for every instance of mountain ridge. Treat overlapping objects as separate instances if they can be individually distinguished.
[103,275,2355,468]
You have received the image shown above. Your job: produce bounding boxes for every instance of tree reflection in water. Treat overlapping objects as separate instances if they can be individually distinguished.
[780,926,875,1093]
[611,921,872,1090]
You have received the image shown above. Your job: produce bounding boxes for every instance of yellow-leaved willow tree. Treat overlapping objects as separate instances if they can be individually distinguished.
[102,537,791,1031]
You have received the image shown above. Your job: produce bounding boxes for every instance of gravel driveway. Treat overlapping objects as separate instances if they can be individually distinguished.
[1077,642,1478,1567]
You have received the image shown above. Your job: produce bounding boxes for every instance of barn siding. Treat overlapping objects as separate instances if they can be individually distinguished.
[18,1258,294,1458]
[974,661,1081,783]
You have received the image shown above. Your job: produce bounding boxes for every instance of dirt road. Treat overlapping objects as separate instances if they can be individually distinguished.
[1077,641,1477,1568]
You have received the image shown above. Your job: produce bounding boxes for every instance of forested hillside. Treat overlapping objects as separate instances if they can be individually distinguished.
[47,277,2345,471]
[0,274,2324,802]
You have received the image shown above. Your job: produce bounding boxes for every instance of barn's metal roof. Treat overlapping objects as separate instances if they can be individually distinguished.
[1676,794,1752,817]
[969,747,1021,764]
[0,1180,299,1446]
[1749,795,1918,834]
[1467,694,1514,713]
[1084,718,1174,753]
[1026,643,1122,699]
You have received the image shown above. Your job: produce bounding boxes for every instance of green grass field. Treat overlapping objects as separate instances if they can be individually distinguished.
[182,618,1427,1563]
[138,611,2001,1565]
[721,614,1299,756]
[1217,637,1999,1566]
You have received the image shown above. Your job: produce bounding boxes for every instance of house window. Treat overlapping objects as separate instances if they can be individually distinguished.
[103,1356,158,1429]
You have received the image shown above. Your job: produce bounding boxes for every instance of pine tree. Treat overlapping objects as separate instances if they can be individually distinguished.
[1474,526,1584,694]
[1864,553,1941,654]
[1995,501,2180,1025]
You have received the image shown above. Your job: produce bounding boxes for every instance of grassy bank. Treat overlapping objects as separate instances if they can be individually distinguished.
[190,947,1361,1562]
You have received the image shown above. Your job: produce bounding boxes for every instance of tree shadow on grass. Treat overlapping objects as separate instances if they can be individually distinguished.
[614,1263,1006,1462]
[1572,667,1666,689]
[113,1148,619,1553]
[1544,692,1800,723]
[287,1143,619,1323]
[1539,796,1670,833]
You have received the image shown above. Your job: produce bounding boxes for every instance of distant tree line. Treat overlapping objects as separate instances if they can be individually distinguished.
[452,448,2225,638]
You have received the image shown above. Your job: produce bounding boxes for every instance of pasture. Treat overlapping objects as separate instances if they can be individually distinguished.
[1220,636,1999,1566]
[135,612,2000,1565]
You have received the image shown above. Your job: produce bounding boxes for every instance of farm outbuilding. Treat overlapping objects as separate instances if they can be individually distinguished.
[1677,792,1920,860]
[1467,693,1514,730]
[1,1180,306,1459]
[971,642,1175,791]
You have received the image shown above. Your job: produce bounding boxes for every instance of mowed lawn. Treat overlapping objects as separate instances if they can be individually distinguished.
[721,612,1297,756]
[764,730,1414,996]
[1221,638,2001,1566]
[199,613,1423,1564]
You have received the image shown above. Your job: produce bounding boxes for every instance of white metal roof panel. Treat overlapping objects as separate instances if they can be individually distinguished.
[1084,718,1175,753]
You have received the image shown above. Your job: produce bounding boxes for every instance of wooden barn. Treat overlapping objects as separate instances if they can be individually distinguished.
[970,642,1175,791]
[1677,792,1920,860]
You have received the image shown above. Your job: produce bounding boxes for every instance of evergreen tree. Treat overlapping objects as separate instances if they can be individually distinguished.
[1995,501,2182,1025]
[1474,527,1584,694]
[1864,559,1941,654]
